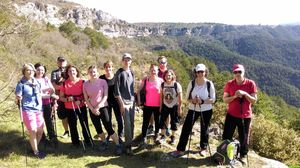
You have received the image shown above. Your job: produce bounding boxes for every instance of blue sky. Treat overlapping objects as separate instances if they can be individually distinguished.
[67,0,300,25]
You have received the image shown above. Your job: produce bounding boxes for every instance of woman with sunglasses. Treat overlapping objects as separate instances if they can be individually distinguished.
[222,64,257,165]
[170,63,216,158]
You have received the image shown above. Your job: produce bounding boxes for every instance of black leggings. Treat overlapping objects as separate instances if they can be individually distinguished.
[42,103,56,139]
[89,106,115,136]
[222,113,251,157]
[159,104,178,131]
[107,99,123,137]
[177,109,212,151]
[67,106,91,145]
[141,106,160,138]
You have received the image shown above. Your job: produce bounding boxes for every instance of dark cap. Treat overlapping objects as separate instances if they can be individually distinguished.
[57,56,66,62]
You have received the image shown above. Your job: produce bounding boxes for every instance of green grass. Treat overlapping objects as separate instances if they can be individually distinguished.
[0,111,217,168]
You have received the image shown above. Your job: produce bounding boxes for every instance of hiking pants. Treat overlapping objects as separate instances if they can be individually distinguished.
[67,106,91,145]
[222,113,251,157]
[107,98,123,137]
[123,103,135,148]
[159,104,178,131]
[142,106,160,138]
[89,106,115,136]
[177,109,212,151]
[42,103,56,139]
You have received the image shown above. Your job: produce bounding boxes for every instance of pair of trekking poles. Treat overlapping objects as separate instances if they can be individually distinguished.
[70,100,94,151]
[186,96,212,164]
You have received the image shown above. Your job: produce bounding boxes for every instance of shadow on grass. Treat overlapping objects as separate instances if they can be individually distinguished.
[85,149,217,168]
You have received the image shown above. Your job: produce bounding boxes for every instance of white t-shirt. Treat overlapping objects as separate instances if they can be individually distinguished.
[162,81,182,108]
[186,79,216,112]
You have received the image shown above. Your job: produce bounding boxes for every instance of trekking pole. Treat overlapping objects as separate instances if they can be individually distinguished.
[186,103,196,164]
[18,100,27,166]
[76,103,95,149]
[199,101,212,158]
[71,101,86,151]
[240,97,249,167]
[52,106,58,149]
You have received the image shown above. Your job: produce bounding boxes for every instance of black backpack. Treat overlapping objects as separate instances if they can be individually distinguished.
[188,79,214,100]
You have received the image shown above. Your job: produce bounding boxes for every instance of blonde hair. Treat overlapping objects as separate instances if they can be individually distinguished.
[22,63,35,75]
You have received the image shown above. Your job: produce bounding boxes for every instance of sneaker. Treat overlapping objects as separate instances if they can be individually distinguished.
[146,125,154,135]
[170,150,184,158]
[99,140,108,151]
[169,136,175,145]
[62,131,69,138]
[115,144,123,156]
[166,128,171,137]
[34,151,46,159]
[199,149,207,157]
[158,135,166,144]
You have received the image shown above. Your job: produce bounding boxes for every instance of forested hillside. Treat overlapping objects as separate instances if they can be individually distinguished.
[132,24,300,107]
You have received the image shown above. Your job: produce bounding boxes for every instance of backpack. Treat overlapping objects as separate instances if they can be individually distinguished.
[213,139,240,165]
[139,78,147,105]
[188,79,214,101]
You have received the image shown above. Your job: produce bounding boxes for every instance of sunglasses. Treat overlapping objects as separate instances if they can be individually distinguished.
[233,71,242,74]
[160,62,167,64]
[196,71,205,74]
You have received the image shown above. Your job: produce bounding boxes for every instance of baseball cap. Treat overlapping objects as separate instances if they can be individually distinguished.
[57,56,66,62]
[232,64,245,72]
[122,53,132,60]
[195,64,206,72]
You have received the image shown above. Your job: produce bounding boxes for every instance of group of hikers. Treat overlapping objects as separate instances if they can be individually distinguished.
[15,53,257,165]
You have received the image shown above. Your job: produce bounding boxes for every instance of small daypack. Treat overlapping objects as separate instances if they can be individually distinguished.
[213,139,240,165]
[139,78,147,105]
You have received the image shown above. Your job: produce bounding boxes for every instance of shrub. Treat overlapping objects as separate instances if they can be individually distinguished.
[83,27,109,49]
[251,115,300,165]
[59,21,80,36]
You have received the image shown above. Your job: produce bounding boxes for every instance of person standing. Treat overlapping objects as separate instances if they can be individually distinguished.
[15,63,46,159]
[158,69,182,145]
[222,64,257,165]
[51,56,69,138]
[114,53,135,155]
[59,65,91,147]
[34,63,58,143]
[170,64,216,157]
[138,64,163,145]
[99,61,123,142]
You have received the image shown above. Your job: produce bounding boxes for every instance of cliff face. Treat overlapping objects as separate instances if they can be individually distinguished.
[13,1,235,38]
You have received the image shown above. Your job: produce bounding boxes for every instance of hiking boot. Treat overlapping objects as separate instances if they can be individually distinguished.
[99,140,108,151]
[199,149,207,157]
[62,131,69,138]
[169,136,175,145]
[115,144,123,156]
[146,125,154,136]
[34,151,46,159]
[170,150,184,158]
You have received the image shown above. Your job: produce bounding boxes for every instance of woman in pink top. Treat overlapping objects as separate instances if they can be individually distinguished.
[138,64,163,144]
[59,65,91,147]
[34,63,58,142]
[83,66,122,155]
